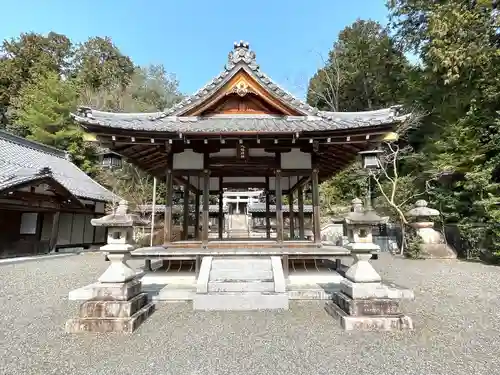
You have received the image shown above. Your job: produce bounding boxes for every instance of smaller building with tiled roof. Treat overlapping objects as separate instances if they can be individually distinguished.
[0,130,115,258]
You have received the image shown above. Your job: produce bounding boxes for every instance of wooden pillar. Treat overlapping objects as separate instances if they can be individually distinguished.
[265,176,271,239]
[298,185,305,240]
[202,169,210,245]
[311,168,321,244]
[164,167,173,245]
[288,189,294,240]
[182,179,189,240]
[194,189,200,240]
[218,176,223,240]
[49,211,60,251]
[275,169,283,243]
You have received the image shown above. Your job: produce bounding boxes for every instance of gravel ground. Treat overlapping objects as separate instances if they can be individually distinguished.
[0,253,498,375]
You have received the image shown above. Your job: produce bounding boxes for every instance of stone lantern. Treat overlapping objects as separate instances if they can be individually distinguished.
[325,198,414,331]
[406,200,456,259]
[65,200,154,333]
[343,198,385,283]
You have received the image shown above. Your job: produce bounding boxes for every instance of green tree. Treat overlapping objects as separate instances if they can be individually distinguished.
[72,36,135,92]
[10,72,96,173]
[388,0,500,256]
[307,19,409,112]
[80,64,183,112]
[0,32,73,126]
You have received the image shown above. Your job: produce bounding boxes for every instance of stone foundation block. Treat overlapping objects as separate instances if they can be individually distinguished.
[70,279,142,301]
[79,293,148,318]
[332,292,401,316]
[65,302,155,334]
[341,279,414,300]
[325,301,413,331]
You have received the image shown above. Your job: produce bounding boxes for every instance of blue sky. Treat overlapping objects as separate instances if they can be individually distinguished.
[0,0,390,98]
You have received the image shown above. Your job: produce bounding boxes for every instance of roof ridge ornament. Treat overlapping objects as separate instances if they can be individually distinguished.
[226,40,258,71]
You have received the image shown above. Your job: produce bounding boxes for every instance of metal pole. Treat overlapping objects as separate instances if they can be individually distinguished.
[150,176,157,247]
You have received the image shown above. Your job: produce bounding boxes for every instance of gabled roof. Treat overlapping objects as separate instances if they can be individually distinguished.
[0,130,115,202]
[72,41,408,134]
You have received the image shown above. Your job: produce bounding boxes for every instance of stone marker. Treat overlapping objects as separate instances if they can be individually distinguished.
[406,199,457,259]
[65,200,154,334]
[325,198,414,331]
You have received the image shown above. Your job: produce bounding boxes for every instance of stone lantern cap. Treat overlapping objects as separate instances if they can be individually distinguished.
[406,200,440,218]
[91,200,149,227]
[345,198,386,225]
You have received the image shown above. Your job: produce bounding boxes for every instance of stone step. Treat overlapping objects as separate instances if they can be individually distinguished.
[209,270,274,282]
[208,281,275,293]
[153,284,196,302]
[193,292,289,311]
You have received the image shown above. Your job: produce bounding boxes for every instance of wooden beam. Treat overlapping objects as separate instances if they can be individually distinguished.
[182,179,189,240]
[218,177,224,240]
[48,211,60,251]
[297,185,305,240]
[173,176,199,195]
[202,169,210,245]
[289,176,310,195]
[194,192,200,240]
[164,154,173,245]
[265,176,270,239]
[311,168,321,244]
[275,169,283,243]
[288,189,294,240]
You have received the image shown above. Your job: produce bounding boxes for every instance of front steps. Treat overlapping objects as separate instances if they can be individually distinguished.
[193,256,289,311]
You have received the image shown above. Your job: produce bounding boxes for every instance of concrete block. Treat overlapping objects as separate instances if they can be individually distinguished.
[196,256,212,294]
[68,279,142,301]
[65,302,155,334]
[324,301,413,331]
[340,279,414,300]
[270,256,286,293]
[332,292,401,316]
[79,293,148,318]
[193,292,289,311]
[153,284,196,302]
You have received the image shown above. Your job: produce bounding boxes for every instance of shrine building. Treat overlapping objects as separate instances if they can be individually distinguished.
[72,41,407,272]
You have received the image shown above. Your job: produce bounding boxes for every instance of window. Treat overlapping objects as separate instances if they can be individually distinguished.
[20,213,38,235]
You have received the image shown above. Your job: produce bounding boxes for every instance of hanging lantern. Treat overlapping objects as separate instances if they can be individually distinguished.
[100,151,123,169]
[358,149,383,170]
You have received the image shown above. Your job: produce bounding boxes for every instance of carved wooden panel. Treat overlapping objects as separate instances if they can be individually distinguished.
[202,93,281,115]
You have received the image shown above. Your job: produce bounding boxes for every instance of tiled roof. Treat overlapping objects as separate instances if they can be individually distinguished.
[247,203,313,213]
[73,111,400,133]
[0,131,115,202]
[137,204,228,214]
[72,41,408,133]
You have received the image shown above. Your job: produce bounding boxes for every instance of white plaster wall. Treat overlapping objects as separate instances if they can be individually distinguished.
[173,149,203,169]
[281,149,311,169]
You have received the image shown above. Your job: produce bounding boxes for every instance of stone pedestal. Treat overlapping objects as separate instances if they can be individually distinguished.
[326,198,414,331]
[325,278,414,331]
[65,200,154,334]
[65,281,154,334]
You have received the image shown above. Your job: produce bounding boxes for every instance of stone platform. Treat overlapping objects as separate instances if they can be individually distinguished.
[193,256,289,311]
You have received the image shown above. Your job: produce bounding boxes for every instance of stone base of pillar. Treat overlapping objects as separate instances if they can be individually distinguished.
[65,279,154,334]
[325,279,414,331]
